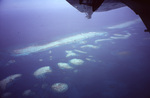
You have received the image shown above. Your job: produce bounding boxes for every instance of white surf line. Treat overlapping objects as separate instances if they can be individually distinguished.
[13,32,107,56]
[107,18,141,29]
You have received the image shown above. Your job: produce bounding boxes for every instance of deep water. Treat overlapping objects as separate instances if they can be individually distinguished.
[0,0,150,98]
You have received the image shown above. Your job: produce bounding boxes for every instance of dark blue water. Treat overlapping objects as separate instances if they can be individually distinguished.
[0,0,150,98]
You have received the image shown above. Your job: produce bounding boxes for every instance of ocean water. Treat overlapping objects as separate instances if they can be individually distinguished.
[0,0,150,98]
